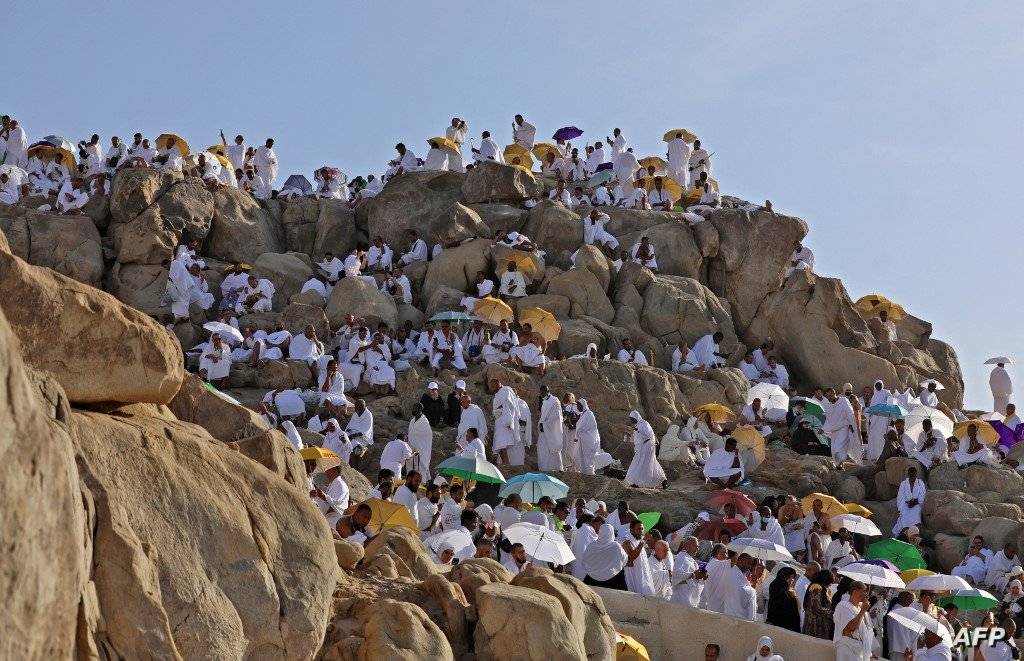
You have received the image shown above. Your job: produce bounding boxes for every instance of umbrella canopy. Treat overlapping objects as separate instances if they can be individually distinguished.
[156,133,190,156]
[953,419,1000,447]
[498,473,569,503]
[864,402,909,418]
[906,573,972,592]
[838,562,906,589]
[202,321,244,345]
[497,251,541,278]
[615,632,651,661]
[552,126,584,142]
[436,454,506,484]
[282,174,313,193]
[730,426,766,464]
[206,144,227,157]
[854,294,907,321]
[727,538,794,563]
[831,514,882,537]
[428,136,460,153]
[429,310,472,323]
[638,156,668,170]
[299,447,341,472]
[27,143,76,170]
[844,503,874,518]
[222,263,252,272]
[510,163,535,178]
[636,176,683,201]
[708,488,757,517]
[859,558,899,572]
[900,568,935,584]
[503,144,534,169]
[473,297,514,325]
[41,134,75,152]
[519,307,560,341]
[746,382,790,418]
[595,161,614,172]
[662,128,697,143]
[985,356,1014,365]
[693,403,736,424]
[208,152,231,168]
[587,170,615,187]
[636,512,661,532]
[904,405,955,440]
[364,498,418,534]
[919,379,945,391]
[937,588,999,611]
[531,142,561,162]
[0,164,28,186]
[425,528,474,557]
[693,518,747,541]
[887,607,952,645]
[801,492,847,518]
[867,539,927,571]
[790,396,826,420]
[503,522,575,564]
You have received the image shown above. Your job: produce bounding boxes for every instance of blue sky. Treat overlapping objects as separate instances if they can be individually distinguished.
[7,2,1022,408]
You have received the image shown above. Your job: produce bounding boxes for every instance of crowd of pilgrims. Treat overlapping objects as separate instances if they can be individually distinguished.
[10,111,1024,659]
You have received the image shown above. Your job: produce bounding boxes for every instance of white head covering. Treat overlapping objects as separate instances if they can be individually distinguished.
[585,499,600,512]
[475,503,494,523]
[432,475,449,486]
[455,379,467,390]
[748,636,780,660]
[580,524,628,581]
[427,381,438,390]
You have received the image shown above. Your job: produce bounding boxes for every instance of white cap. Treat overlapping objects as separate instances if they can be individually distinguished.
[432,475,448,486]
[455,379,466,390]
[427,381,438,390]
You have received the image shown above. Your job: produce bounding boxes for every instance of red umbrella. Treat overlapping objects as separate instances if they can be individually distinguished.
[708,489,757,517]
[694,518,748,541]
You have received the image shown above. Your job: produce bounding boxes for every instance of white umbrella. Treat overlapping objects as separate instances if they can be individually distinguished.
[424,529,474,557]
[503,522,575,565]
[202,321,244,345]
[727,538,794,563]
[985,357,1014,365]
[0,164,28,186]
[746,382,789,422]
[894,389,921,411]
[838,562,905,589]
[906,573,972,592]
[919,379,945,391]
[886,606,952,644]
[830,514,883,537]
[903,405,954,440]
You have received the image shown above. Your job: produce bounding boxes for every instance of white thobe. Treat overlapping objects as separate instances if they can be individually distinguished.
[688,148,712,180]
[991,366,1013,413]
[613,151,639,184]
[226,143,245,171]
[253,146,278,186]
[345,410,374,447]
[617,348,649,366]
[474,137,503,163]
[624,419,666,488]
[492,386,521,453]
[671,551,704,607]
[825,397,858,463]
[630,242,657,269]
[691,334,723,368]
[574,410,601,475]
[513,121,536,148]
[407,414,433,478]
[315,477,350,528]
[379,439,414,476]
[623,537,656,597]
[199,344,232,380]
[537,395,564,471]
[400,238,428,265]
[892,477,926,535]
[833,599,873,661]
[457,404,489,448]
[422,147,449,171]
[666,138,691,187]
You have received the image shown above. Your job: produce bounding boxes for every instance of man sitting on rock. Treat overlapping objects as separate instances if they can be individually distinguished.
[630,236,658,270]
[0,172,21,205]
[235,274,275,314]
[498,261,527,299]
[380,266,412,305]
[398,229,428,266]
[289,324,327,368]
[366,236,393,272]
[648,176,674,211]
[703,437,745,488]
[616,338,649,366]
[951,537,990,586]
[317,251,344,285]
[509,334,547,374]
[52,176,89,213]
[481,319,518,365]
[691,331,727,369]
[741,398,773,437]
[239,167,271,200]
[198,332,232,388]
[953,423,999,468]
[311,464,350,530]
[462,319,487,365]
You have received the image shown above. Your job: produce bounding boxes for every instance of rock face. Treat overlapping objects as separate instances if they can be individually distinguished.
[474,583,589,660]
[365,171,490,248]
[326,277,399,329]
[207,187,285,264]
[251,251,314,311]
[0,250,184,404]
[0,205,104,286]
[357,599,454,661]
[461,161,541,205]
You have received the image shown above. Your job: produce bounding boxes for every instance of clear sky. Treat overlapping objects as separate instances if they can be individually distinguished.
[7,2,1023,408]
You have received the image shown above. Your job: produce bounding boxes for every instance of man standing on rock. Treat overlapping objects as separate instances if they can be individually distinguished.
[990,360,1014,414]
[824,387,858,467]
[490,378,520,465]
[537,385,564,471]
[253,138,278,188]
[512,114,536,148]
[456,395,488,450]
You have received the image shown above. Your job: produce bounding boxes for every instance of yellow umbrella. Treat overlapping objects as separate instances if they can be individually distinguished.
[27,144,77,171]
[662,128,697,143]
[693,403,736,424]
[801,492,847,517]
[532,142,561,162]
[203,151,231,168]
[901,568,934,584]
[844,503,874,518]
[504,144,534,169]
[730,425,766,463]
[206,144,227,157]
[473,297,514,325]
[638,156,667,171]
[157,133,190,156]
[683,188,703,204]
[299,447,341,472]
[615,632,650,660]
[636,176,683,202]
[520,307,561,341]
[497,250,540,277]
[510,163,536,178]
[428,136,460,153]
[363,498,418,534]
[953,419,1000,447]
[708,177,721,193]
[854,294,907,321]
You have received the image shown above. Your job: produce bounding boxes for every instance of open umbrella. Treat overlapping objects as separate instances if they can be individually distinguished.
[425,528,474,557]
[790,396,826,420]
[727,538,794,563]
[906,573,972,592]
[42,135,75,153]
[746,382,790,420]
[953,419,1000,447]
[363,498,419,534]
[937,588,999,611]
[637,512,661,532]
[503,522,575,564]
[207,152,231,168]
[903,405,954,440]
[531,142,561,162]
[838,562,906,588]
[202,321,244,345]
[587,170,615,187]
[427,136,460,153]
[867,539,927,571]
[662,128,697,143]
[708,488,757,517]
[615,632,651,661]
[638,156,668,171]
[27,142,76,170]
[206,144,227,157]
[300,446,341,472]
[282,174,313,194]
[510,163,535,178]
[900,568,935,584]
[498,473,569,503]
[801,493,847,517]
[552,126,584,142]
[503,144,534,169]
[919,379,945,391]
[519,308,560,341]
[831,514,882,537]
[693,518,747,541]
[887,607,952,645]
[730,426,766,464]
[693,403,736,424]
[473,297,514,325]
[0,164,28,186]
[156,133,190,156]
[864,402,909,418]
[436,454,506,484]
[844,503,874,518]
[496,251,540,278]
[429,310,472,323]
[859,558,899,572]
[854,294,907,321]
[985,356,1014,365]
[636,176,683,202]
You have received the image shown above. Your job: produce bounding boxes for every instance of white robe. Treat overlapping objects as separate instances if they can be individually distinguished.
[379,439,414,476]
[691,334,723,369]
[491,386,521,453]
[892,477,926,535]
[510,396,532,466]
[666,138,691,187]
[574,410,601,475]
[345,409,374,447]
[833,598,873,661]
[537,395,564,471]
[703,448,744,482]
[991,366,1013,413]
[624,418,666,488]
[866,387,892,461]
[623,536,656,597]
[199,344,232,380]
[824,397,858,463]
[253,146,278,186]
[408,414,433,479]
[474,137,503,163]
[513,120,536,148]
[457,404,489,448]
[671,550,704,607]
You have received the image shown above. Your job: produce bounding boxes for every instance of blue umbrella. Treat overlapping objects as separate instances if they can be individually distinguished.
[552,126,584,141]
[498,472,569,503]
[429,310,472,323]
[864,403,909,418]
[282,174,312,193]
[587,170,614,187]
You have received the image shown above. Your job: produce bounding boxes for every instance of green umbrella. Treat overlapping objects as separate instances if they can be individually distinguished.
[436,455,506,484]
[866,538,926,571]
[790,397,826,421]
[429,310,472,323]
[937,589,999,611]
[637,512,661,532]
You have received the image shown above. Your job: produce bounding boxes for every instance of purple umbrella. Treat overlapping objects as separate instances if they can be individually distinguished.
[859,559,899,572]
[990,420,1021,450]
[595,161,614,172]
[552,126,584,141]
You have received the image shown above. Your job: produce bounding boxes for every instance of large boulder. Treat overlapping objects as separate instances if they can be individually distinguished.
[268,197,318,254]
[0,206,104,286]
[365,171,488,248]
[522,201,583,259]
[206,187,284,264]
[422,238,492,301]
[251,251,314,312]
[357,599,454,661]
[461,161,542,204]
[169,373,269,441]
[616,219,706,280]
[105,262,168,317]
[556,319,605,358]
[639,275,738,347]
[311,199,357,259]
[572,244,613,292]
[545,268,614,323]
[973,517,1023,552]
[468,203,529,238]
[473,583,588,661]
[514,294,571,320]
[281,302,332,341]
[326,276,399,329]
[0,251,184,404]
